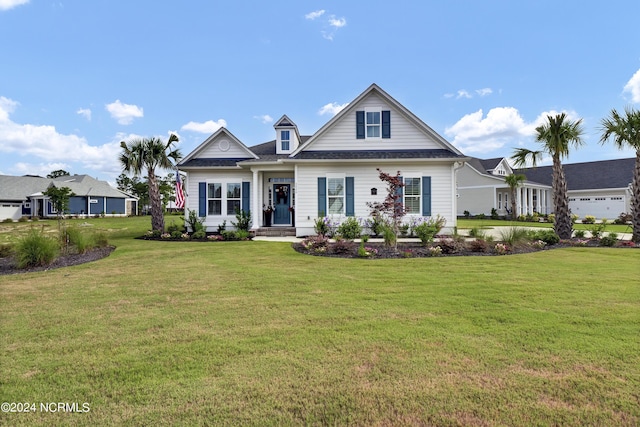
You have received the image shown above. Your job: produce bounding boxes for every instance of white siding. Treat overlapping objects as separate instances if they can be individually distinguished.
[185,169,253,231]
[197,134,253,159]
[294,162,456,236]
[306,93,444,152]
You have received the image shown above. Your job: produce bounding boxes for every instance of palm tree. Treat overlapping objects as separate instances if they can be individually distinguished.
[504,174,526,220]
[512,113,584,239]
[120,134,181,232]
[599,107,640,243]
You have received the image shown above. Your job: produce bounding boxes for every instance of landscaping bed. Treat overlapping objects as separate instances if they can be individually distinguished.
[0,246,114,276]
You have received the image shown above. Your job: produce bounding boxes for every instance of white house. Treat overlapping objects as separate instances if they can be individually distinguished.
[457,157,552,217]
[517,158,635,220]
[178,84,468,236]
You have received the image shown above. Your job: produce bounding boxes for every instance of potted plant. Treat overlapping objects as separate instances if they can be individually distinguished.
[263,204,274,227]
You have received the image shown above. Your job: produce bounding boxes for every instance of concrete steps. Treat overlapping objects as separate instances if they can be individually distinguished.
[253,227,296,237]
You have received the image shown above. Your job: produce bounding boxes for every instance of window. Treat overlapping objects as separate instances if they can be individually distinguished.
[281,130,290,151]
[356,110,390,139]
[498,193,503,210]
[327,178,344,215]
[227,183,241,215]
[208,183,222,215]
[404,177,421,214]
[366,111,381,138]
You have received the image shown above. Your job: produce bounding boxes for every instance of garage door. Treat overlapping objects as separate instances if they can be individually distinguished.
[570,196,626,220]
[0,204,22,221]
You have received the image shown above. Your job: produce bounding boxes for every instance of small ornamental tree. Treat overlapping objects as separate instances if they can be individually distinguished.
[43,184,75,228]
[367,169,405,249]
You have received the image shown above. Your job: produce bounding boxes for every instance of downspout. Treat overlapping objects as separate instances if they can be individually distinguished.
[452,161,465,230]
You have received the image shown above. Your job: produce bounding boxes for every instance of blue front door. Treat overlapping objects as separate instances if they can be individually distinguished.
[273,184,291,225]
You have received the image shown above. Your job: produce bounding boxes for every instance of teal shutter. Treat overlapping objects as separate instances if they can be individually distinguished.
[345,177,354,216]
[199,182,206,216]
[422,176,431,216]
[356,111,365,139]
[241,182,250,214]
[317,177,327,216]
[382,110,391,138]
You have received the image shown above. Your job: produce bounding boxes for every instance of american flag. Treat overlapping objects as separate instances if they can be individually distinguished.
[175,170,185,209]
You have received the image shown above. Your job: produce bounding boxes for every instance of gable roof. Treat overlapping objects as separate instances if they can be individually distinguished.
[291,83,464,157]
[179,127,259,167]
[0,174,133,201]
[516,158,635,191]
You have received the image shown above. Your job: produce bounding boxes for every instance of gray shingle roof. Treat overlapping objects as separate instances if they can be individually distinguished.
[516,158,635,190]
[179,158,250,167]
[0,174,132,201]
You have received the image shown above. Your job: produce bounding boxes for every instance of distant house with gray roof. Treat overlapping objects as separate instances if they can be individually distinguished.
[516,158,634,220]
[178,84,468,236]
[0,174,137,221]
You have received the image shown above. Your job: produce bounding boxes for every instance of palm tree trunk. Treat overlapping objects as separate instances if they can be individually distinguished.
[552,155,572,239]
[510,190,517,220]
[631,150,640,243]
[147,169,164,232]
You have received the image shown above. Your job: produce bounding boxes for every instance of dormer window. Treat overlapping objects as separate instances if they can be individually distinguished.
[281,130,290,151]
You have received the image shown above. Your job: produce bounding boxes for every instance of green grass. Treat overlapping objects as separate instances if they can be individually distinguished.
[1,217,639,425]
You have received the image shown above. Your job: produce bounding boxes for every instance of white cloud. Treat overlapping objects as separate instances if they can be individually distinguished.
[318,102,349,116]
[254,114,273,124]
[445,107,582,155]
[180,119,227,134]
[445,107,531,153]
[77,108,91,121]
[305,9,325,20]
[13,162,71,177]
[328,16,346,28]
[0,0,29,11]
[623,68,640,103]
[476,88,493,97]
[457,90,472,99]
[0,96,124,177]
[105,100,143,125]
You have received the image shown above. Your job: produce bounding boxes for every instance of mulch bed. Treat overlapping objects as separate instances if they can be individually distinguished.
[0,246,115,276]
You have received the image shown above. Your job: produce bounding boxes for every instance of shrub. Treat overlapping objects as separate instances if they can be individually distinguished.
[476,213,487,220]
[232,208,252,232]
[614,212,632,224]
[333,237,355,254]
[18,216,29,222]
[314,217,331,237]
[494,243,509,255]
[166,220,183,234]
[381,224,396,247]
[2,218,13,223]
[582,215,596,224]
[217,221,227,234]
[599,233,618,247]
[490,208,499,220]
[427,246,443,257]
[15,228,60,268]
[499,226,529,246]
[147,229,162,238]
[587,220,607,239]
[468,227,485,239]
[336,217,362,240]
[191,230,206,240]
[62,226,93,254]
[573,229,586,238]
[92,232,109,248]
[528,229,560,246]
[414,216,446,246]
[302,235,329,253]
[221,230,239,241]
[548,213,555,224]
[236,230,252,240]
[437,238,464,254]
[468,239,489,253]
[170,230,183,239]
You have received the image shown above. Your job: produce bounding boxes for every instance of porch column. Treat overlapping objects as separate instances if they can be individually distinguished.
[252,169,260,229]
[527,188,533,215]
[536,189,541,213]
[516,187,522,216]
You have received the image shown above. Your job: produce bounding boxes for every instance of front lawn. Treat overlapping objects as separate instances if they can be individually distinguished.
[1,217,639,425]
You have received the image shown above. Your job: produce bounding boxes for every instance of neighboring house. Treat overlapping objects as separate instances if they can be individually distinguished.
[178,84,468,236]
[457,157,552,217]
[0,174,138,221]
[517,158,635,220]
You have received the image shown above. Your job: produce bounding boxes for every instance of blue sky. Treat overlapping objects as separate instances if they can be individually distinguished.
[1,0,640,183]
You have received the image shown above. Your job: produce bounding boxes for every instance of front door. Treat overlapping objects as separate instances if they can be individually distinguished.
[273,184,291,225]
